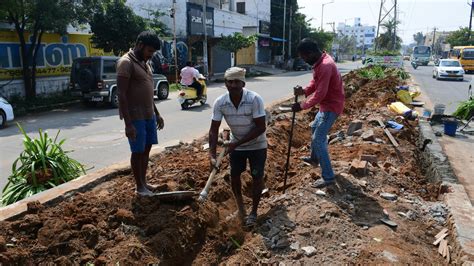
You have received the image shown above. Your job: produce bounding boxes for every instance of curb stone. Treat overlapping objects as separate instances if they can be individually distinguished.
[418,120,474,263]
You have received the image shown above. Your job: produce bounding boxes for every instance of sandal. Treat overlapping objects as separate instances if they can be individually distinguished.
[311,179,335,189]
[245,213,257,227]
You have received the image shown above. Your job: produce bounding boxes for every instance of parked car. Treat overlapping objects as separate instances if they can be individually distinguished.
[0,96,14,129]
[293,58,311,71]
[70,56,170,108]
[432,59,464,81]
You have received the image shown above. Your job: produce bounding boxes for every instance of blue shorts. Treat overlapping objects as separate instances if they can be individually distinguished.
[128,116,158,153]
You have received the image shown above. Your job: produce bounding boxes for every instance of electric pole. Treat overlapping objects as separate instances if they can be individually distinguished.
[375,0,397,51]
[282,0,287,59]
[171,0,178,84]
[202,0,209,74]
[469,0,473,42]
[432,27,437,54]
[289,2,292,58]
[393,0,397,50]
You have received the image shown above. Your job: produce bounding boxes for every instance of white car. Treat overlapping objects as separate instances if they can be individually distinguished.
[432,59,464,81]
[0,97,14,129]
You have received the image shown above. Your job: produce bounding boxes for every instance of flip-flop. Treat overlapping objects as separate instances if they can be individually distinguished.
[245,213,257,227]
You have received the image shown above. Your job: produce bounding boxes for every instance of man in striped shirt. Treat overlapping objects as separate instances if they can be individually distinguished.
[209,67,267,227]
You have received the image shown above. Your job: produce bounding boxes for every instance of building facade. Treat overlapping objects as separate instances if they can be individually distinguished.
[337,18,376,50]
[129,0,272,76]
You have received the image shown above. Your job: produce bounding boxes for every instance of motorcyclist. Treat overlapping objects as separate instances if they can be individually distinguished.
[180,61,203,98]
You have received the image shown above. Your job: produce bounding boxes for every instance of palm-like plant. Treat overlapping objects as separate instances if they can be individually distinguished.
[1,124,85,206]
[376,19,402,51]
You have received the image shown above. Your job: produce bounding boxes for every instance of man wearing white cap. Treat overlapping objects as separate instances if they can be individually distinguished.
[208,67,267,227]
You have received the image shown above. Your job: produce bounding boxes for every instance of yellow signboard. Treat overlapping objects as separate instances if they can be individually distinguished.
[0,30,108,80]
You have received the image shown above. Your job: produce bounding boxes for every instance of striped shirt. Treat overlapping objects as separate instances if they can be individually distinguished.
[212,89,267,151]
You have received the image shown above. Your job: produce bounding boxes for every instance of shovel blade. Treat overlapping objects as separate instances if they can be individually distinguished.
[153,191,197,201]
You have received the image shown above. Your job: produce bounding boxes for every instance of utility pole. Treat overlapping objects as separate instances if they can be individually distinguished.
[288,3,292,58]
[469,0,474,42]
[393,0,397,50]
[202,0,209,74]
[282,0,287,59]
[171,0,178,84]
[432,27,437,54]
[375,0,397,51]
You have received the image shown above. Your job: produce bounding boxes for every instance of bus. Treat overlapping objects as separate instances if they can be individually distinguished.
[411,45,431,66]
[450,46,474,73]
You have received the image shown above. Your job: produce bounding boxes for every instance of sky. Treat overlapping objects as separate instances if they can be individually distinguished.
[298,0,471,44]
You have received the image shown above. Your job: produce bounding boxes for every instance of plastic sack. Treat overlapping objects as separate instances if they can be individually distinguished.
[388,101,412,115]
[396,90,413,105]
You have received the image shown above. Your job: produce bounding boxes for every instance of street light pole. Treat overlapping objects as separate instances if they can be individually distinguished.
[321,1,334,31]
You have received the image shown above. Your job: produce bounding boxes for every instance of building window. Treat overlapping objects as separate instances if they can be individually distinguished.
[236,2,245,14]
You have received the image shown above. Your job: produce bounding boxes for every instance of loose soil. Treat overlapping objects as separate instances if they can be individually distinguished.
[0,70,448,264]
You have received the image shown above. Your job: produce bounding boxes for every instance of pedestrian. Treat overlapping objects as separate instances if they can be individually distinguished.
[208,67,267,227]
[292,38,345,188]
[117,30,164,196]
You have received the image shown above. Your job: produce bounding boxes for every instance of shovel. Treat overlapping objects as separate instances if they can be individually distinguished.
[198,147,227,201]
[282,94,298,193]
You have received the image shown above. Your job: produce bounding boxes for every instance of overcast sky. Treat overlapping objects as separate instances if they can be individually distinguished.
[298,0,471,44]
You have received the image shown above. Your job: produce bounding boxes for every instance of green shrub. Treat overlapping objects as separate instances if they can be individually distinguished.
[1,124,85,206]
[453,99,474,120]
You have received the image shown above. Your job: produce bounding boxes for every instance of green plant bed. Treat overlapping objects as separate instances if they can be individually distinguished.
[453,99,474,120]
[1,124,85,206]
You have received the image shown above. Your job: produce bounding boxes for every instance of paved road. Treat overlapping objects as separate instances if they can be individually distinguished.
[407,63,474,203]
[406,63,472,114]
[0,61,362,193]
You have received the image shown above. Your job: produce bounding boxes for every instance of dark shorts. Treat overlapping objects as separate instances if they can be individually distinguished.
[230,148,267,179]
[128,116,158,153]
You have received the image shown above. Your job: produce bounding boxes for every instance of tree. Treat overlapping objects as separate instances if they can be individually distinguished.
[446,27,474,47]
[0,0,86,99]
[90,0,147,56]
[307,30,334,52]
[413,32,425,45]
[337,34,357,55]
[142,9,171,37]
[375,19,402,51]
[218,33,257,66]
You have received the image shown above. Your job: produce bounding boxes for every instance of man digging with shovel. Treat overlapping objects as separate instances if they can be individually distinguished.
[208,67,267,227]
[291,38,345,188]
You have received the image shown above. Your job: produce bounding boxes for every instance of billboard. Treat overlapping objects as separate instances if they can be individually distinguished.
[187,3,214,37]
[0,30,107,80]
[364,56,403,68]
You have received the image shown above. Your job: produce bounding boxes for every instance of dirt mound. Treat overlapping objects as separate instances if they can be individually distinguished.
[0,68,447,264]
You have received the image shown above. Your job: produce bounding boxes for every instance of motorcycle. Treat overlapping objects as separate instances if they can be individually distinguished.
[411,61,418,69]
[178,74,208,110]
